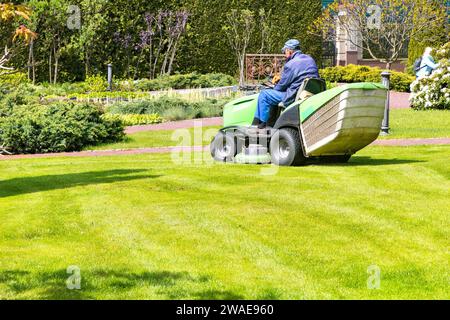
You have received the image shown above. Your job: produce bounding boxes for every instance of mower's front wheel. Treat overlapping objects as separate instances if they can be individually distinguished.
[210,131,237,162]
[270,128,306,166]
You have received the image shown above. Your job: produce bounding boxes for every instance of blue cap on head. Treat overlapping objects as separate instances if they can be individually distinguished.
[282,39,301,53]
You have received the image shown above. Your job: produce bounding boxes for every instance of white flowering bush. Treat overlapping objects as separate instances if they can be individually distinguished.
[410,42,450,110]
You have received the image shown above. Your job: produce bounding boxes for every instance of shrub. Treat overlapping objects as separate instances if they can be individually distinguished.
[410,42,450,110]
[106,95,229,121]
[319,65,415,92]
[0,84,40,110]
[85,74,108,92]
[133,73,236,91]
[0,72,30,90]
[0,102,124,154]
[104,114,163,126]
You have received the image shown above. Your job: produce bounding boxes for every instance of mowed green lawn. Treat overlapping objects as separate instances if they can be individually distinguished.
[382,109,450,139]
[0,145,449,299]
[86,109,450,151]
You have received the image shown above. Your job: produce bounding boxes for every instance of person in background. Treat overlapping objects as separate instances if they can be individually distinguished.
[251,39,319,129]
[415,47,439,78]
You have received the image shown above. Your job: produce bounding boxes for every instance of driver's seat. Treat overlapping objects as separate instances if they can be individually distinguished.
[294,78,327,102]
[267,78,327,127]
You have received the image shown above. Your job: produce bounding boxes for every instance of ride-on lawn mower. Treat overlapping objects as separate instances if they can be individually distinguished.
[210,79,387,166]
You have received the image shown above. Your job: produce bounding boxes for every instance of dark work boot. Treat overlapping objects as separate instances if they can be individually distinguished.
[257,122,267,129]
[251,118,261,126]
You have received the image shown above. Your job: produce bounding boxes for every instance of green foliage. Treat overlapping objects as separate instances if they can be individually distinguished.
[178,0,323,74]
[5,1,322,82]
[85,74,108,92]
[410,42,450,110]
[0,83,40,108]
[67,91,153,100]
[0,102,124,154]
[407,0,450,70]
[104,113,163,126]
[34,82,88,97]
[106,95,229,121]
[133,73,236,91]
[0,73,30,90]
[319,65,415,92]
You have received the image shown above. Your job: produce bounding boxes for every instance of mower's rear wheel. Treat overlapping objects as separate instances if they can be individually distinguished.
[210,131,237,162]
[270,128,306,166]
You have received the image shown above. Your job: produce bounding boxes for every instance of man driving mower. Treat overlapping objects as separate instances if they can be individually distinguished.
[252,39,319,129]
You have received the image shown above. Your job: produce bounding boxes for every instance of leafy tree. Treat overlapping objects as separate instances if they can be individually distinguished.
[0,3,36,76]
[407,0,449,70]
[3,0,323,82]
[223,9,255,86]
[311,0,448,69]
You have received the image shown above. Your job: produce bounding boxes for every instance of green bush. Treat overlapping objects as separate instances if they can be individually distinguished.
[0,84,40,110]
[106,95,229,121]
[0,72,30,90]
[133,73,236,91]
[104,114,163,126]
[0,102,124,154]
[319,65,415,92]
[85,74,108,92]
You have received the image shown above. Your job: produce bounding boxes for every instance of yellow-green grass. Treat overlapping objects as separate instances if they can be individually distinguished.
[0,145,449,299]
[380,109,450,139]
[86,126,221,151]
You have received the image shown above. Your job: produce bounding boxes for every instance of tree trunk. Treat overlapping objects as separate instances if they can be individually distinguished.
[152,38,164,79]
[53,44,59,84]
[27,41,32,81]
[54,56,58,84]
[238,54,245,87]
[167,39,179,75]
[31,40,35,84]
[160,39,173,76]
[148,42,153,79]
[134,48,144,80]
[49,49,52,83]
[85,49,90,78]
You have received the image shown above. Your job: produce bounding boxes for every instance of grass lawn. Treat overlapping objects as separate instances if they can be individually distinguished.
[86,126,221,151]
[86,109,450,151]
[380,109,450,139]
[0,145,449,299]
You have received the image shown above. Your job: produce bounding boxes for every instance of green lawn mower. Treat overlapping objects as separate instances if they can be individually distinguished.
[210,79,387,166]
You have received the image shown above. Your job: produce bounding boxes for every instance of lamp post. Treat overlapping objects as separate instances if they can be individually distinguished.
[107,63,113,91]
[381,71,391,135]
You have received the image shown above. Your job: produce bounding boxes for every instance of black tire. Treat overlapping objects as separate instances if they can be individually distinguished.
[270,128,306,166]
[210,131,237,162]
[321,155,352,164]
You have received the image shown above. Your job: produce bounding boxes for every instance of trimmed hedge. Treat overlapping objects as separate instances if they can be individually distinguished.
[0,103,124,154]
[319,65,415,92]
